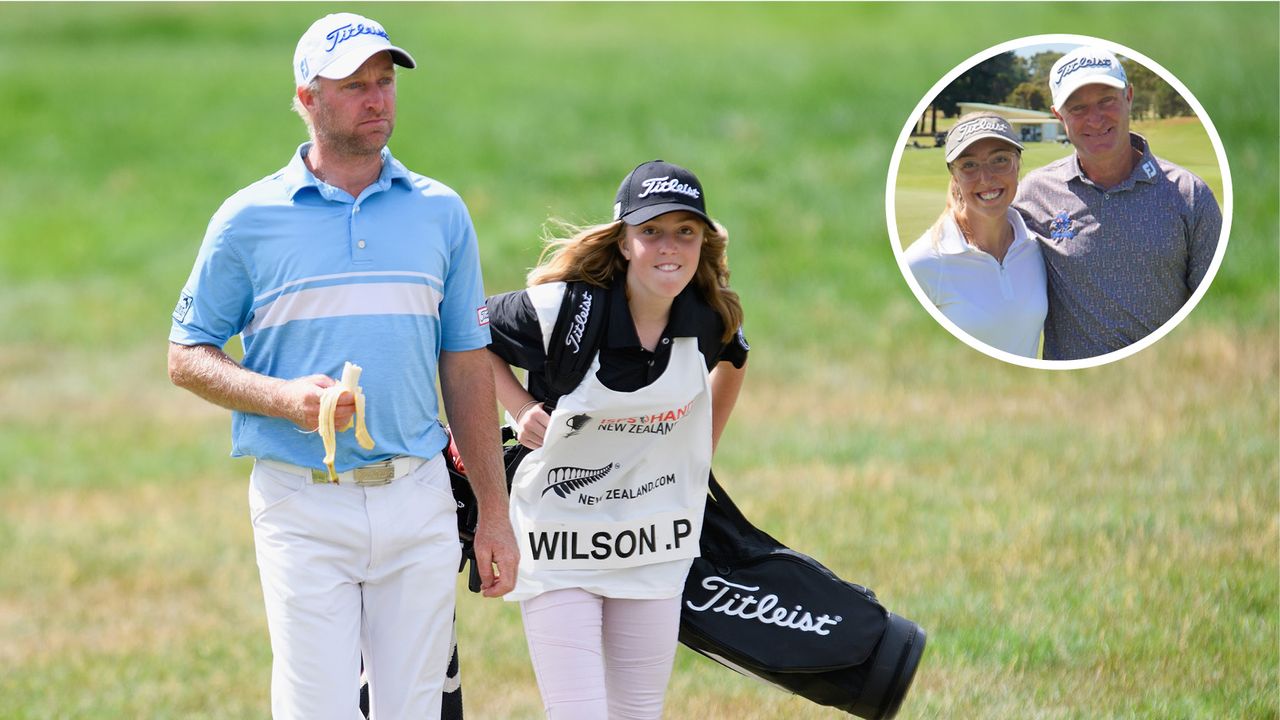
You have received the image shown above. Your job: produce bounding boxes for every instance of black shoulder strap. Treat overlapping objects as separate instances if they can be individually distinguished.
[543,280,607,408]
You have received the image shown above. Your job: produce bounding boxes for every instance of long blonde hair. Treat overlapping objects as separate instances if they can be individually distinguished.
[527,218,744,343]
[928,174,964,246]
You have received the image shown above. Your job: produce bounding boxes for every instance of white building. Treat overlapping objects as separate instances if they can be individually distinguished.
[956,102,1065,143]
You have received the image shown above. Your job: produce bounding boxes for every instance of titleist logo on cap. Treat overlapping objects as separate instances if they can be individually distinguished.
[638,177,701,200]
[949,117,1011,143]
[1054,56,1120,87]
[324,22,390,53]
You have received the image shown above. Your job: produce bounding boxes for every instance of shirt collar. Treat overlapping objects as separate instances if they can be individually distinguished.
[935,213,970,255]
[1129,133,1161,185]
[604,280,702,350]
[283,142,413,200]
[937,209,1031,256]
[1070,132,1160,191]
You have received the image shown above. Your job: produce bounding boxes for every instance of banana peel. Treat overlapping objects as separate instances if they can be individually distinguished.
[318,361,375,482]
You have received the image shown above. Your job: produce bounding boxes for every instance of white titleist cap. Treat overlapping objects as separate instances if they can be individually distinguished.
[293,13,416,88]
[1049,45,1128,109]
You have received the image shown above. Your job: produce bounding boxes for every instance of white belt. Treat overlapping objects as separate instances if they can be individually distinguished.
[260,456,427,486]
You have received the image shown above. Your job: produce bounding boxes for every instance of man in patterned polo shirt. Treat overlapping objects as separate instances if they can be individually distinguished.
[1014,45,1222,361]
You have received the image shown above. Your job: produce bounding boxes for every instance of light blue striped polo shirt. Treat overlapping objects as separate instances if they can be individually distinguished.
[170,143,491,470]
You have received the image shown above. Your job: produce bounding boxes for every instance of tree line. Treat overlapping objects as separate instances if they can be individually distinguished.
[917,50,1193,135]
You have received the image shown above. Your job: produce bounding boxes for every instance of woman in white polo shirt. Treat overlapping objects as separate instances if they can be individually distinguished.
[485,160,749,719]
[904,112,1047,358]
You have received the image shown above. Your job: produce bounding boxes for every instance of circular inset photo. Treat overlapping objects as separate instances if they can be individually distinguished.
[886,34,1232,369]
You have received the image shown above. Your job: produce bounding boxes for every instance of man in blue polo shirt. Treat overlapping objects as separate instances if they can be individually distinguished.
[168,13,517,719]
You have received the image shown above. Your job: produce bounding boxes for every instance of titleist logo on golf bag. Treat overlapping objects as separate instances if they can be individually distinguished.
[685,576,843,636]
[563,289,592,353]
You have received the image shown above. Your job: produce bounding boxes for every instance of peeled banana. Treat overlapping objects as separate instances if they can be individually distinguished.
[318,361,375,482]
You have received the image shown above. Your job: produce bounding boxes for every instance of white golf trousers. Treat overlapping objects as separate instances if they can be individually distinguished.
[249,455,460,720]
[520,588,682,720]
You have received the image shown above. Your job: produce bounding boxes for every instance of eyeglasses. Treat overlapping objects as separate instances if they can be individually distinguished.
[950,151,1019,180]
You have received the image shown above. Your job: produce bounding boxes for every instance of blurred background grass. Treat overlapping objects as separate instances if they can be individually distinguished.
[0,3,1275,719]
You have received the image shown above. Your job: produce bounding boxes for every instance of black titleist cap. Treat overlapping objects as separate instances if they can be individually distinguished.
[613,160,711,226]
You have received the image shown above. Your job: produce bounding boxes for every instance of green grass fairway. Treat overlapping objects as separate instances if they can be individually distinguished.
[0,4,1276,719]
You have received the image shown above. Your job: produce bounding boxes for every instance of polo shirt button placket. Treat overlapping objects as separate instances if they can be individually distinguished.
[352,204,368,257]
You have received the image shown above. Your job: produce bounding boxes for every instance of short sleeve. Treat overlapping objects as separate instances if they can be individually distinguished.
[169,213,254,347]
[717,326,750,368]
[439,198,493,352]
[486,289,547,373]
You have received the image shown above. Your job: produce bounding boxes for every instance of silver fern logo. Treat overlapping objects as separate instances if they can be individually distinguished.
[542,462,617,498]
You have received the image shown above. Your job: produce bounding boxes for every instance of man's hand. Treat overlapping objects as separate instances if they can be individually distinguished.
[277,374,355,431]
[471,511,519,597]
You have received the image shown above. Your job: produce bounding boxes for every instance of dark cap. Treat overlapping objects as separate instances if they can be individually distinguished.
[613,160,711,226]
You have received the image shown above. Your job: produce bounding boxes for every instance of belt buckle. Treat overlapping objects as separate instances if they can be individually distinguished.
[353,460,395,486]
[309,460,396,486]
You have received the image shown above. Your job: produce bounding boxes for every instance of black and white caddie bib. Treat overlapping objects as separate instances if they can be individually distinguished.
[506,282,713,602]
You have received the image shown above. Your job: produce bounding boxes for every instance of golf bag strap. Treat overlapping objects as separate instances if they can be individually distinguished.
[542,280,608,409]
[707,471,760,537]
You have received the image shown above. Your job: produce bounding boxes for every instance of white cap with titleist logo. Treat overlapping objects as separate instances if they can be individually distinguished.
[293,13,417,88]
[1049,45,1128,110]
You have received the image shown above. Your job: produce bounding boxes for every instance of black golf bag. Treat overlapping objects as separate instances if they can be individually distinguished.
[678,473,926,719]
